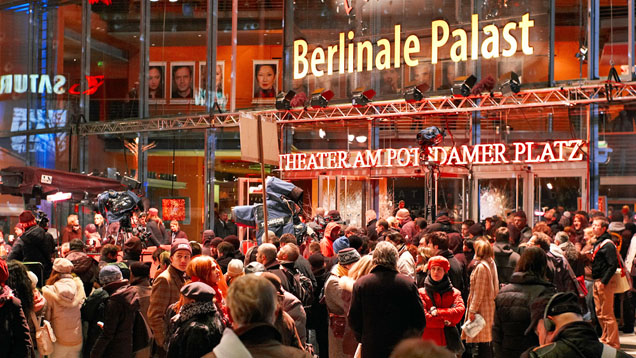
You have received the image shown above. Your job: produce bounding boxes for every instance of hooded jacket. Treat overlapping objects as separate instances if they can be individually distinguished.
[493,242,521,285]
[66,250,99,297]
[0,286,32,358]
[493,272,556,358]
[320,222,340,258]
[42,275,86,346]
[90,280,140,358]
[167,301,225,358]
[523,321,632,358]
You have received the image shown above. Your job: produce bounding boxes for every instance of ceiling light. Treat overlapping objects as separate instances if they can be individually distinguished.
[355,135,367,143]
[348,134,355,142]
[318,129,326,139]
[546,182,553,190]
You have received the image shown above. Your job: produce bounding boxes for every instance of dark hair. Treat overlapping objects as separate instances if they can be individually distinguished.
[256,64,277,76]
[189,241,202,256]
[593,217,609,229]
[463,219,475,227]
[173,65,192,76]
[514,211,527,219]
[152,247,166,262]
[427,231,449,250]
[69,239,85,252]
[101,244,119,259]
[218,242,235,256]
[516,246,548,279]
[377,219,389,230]
[532,232,552,252]
[386,233,405,245]
[495,227,510,243]
[348,235,363,251]
[279,233,297,245]
[415,218,427,230]
[6,260,34,315]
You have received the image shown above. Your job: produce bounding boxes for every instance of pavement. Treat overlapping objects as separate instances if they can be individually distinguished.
[621,332,636,356]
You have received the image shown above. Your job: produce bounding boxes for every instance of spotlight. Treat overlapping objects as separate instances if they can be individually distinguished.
[310,88,334,108]
[275,90,296,110]
[451,75,477,97]
[499,71,521,95]
[351,87,376,107]
[575,46,588,61]
[318,128,326,139]
[404,83,430,103]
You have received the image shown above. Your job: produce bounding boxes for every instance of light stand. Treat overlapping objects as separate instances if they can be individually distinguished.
[416,126,445,223]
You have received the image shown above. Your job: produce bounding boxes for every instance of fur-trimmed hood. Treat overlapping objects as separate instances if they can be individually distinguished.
[42,275,84,308]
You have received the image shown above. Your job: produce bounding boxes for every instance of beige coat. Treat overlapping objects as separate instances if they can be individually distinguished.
[462,259,499,343]
[42,275,86,346]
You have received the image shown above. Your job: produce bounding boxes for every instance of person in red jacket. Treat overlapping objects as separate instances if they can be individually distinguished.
[419,255,465,352]
[320,222,341,258]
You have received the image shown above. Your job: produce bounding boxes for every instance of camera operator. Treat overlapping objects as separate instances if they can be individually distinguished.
[8,210,56,280]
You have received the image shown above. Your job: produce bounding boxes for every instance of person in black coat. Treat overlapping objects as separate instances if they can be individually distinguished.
[166,282,225,358]
[8,211,56,280]
[0,259,33,358]
[348,241,426,358]
[493,247,556,358]
[90,265,141,358]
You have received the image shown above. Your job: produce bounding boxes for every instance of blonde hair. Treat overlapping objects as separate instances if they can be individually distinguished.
[67,214,78,225]
[474,239,494,260]
[227,275,277,326]
[348,255,374,280]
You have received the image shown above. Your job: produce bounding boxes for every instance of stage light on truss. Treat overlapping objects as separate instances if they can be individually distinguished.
[451,75,477,97]
[499,71,521,95]
[351,87,376,107]
[275,90,296,110]
[309,88,334,108]
[404,83,430,102]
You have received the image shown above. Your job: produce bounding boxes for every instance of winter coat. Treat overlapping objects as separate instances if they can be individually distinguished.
[493,242,520,285]
[42,274,86,346]
[148,265,186,347]
[281,290,307,345]
[348,265,426,358]
[62,225,82,244]
[166,301,225,358]
[82,287,110,357]
[400,220,419,244]
[8,224,55,279]
[324,265,353,358]
[522,321,632,358]
[203,323,312,358]
[213,219,237,239]
[397,245,416,280]
[0,286,33,358]
[147,220,169,246]
[131,277,152,324]
[66,250,99,297]
[90,280,140,358]
[493,272,556,358]
[461,259,498,343]
[320,222,340,258]
[367,219,378,242]
[419,285,465,347]
[592,232,619,285]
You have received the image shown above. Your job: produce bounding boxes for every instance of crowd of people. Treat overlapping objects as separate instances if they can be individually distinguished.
[1,203,636,358]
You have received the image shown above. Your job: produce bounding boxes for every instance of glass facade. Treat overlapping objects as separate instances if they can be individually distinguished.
[0,0,634,235]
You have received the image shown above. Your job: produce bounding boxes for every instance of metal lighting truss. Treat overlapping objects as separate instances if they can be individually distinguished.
[3,82,634,137]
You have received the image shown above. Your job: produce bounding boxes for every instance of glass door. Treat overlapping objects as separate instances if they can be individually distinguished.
[534,176,583,223]
[476,176,524,221]
[318,175,367,226]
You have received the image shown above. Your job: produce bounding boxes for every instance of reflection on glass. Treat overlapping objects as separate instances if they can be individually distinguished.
[478,178,522,221]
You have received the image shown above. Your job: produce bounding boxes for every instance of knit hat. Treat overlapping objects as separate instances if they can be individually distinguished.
[0,259,8,287]
[224,235,240,251]
[338,248,361,266]
[202,230,215,244]
[227,259,244,277]
[526,292,582,335]
[19,210,37,229]
[244,261,266,274]
[210,238,223,248]
[52,258,74,274]
[85,224,97,234]
[426,255,450,273]
[171,238,192,256]
[130,261,151,278]
[148,208,159,216]
[468,223,484,237]
[124,236,143,255]
[111,262,130,280]
[308,253,325,269]
[99,264,122,285]
[27,271,38,289]
[181,281,216,302]
[333,237,350,254]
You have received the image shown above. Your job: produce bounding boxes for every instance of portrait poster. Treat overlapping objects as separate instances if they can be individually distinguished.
[437,61,466,91]
[198,61,226,109]
[170,61,195,103]
[252,60,279,104]
[408,62,435,92]
[149,62,166,103]
[161,197,190,224]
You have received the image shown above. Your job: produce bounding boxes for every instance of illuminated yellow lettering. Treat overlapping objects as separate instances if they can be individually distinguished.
[471,14,479,60]
[357,41,374,72]
[502,22,517,57]
[348,31,355,73]
[403,35,419,67]
[310,47,325,77]
[376,39,391,70]
[339,32,345,73]
[481,24,499,59]
[432,20,449,64]
[450,29,468,62]
[293,39,308,79]
[327,45,338,75]
[519,13,534,55]
[394,24,401,68]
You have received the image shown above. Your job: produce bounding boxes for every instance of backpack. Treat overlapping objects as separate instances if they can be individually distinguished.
[281,265,314,308]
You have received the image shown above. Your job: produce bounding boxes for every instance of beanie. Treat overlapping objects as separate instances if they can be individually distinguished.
[526,292,582,335]
[52,258,74,274]
[171,238,192,256]
[202,230,215,244]
[0,259,8,287]
[333,237,350,254]
[124,236,143,255]
[223,235,240,251]
[130,261,151,278]
[468,223,484,237]
[226,259,244,278]
[19,211,37,229]
[308,253,325,269]
[27,271,38,289]
[99,265,122,285]
[426,255,450,273]
[337,248,361,266]
[244,261,266,274]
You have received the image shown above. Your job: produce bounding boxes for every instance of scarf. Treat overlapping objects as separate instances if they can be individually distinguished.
[424,273,453,305]
[175,301,217,325]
